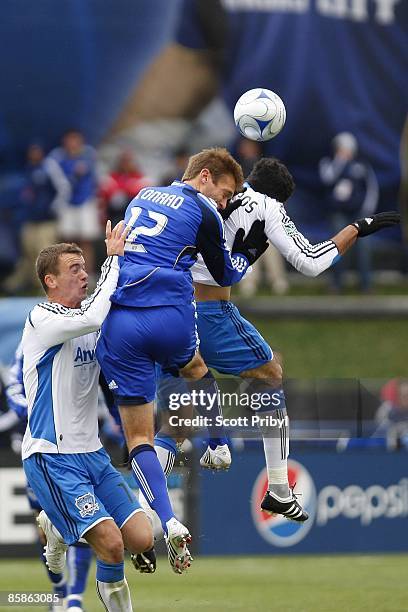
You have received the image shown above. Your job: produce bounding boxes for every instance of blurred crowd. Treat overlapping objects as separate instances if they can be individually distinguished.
[0,126,391,298]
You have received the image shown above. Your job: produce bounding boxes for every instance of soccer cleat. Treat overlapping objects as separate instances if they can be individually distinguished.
[199,444,232,471]
[131,547,157,574]
[261,490,309,522]
[37,510,68,574]
[164,518,193,575]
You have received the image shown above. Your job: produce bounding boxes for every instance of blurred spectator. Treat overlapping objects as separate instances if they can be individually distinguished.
[319,132,379,292]
[4,143,70,294]
[99,149,150,227]
[375,379,408,450]
[161,147,190,184]
[237,139,289,296]
[50,129,100,277]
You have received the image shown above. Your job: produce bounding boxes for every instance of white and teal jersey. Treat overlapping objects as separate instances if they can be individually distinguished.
[21,256,119,460]
[192,184,340,286]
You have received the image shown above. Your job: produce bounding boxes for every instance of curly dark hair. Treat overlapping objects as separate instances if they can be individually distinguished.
[246,158,295,202]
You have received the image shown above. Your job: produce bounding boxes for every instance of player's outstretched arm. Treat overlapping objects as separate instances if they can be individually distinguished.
[30,221,130,347]
[264,200,400,277]
[332,212,401,254]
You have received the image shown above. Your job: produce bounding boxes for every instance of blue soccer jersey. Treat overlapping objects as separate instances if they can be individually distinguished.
[110,181,250,307]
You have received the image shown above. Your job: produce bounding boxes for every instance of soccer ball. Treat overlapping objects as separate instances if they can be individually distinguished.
[233,88,286,142]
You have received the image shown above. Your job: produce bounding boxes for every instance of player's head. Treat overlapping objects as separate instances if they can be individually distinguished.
[36,243,88,307]
[246,157,295,203]
[62,129,85,156]
[182,147,243,209]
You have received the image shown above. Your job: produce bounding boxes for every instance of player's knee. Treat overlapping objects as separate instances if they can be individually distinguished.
[180,353,208,380]
[103,532,125,564]
[122,512,154,554]
[241,359,283,384]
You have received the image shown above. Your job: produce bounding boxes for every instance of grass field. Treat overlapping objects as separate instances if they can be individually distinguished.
[250,319,408,378]
[0,555,407,612]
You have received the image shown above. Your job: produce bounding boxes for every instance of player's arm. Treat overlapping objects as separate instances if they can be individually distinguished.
[195,198,266,286]
[30,222,129,347]
[265,199,400,277]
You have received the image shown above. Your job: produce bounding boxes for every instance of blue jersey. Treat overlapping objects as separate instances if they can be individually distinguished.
[111,180,250,307]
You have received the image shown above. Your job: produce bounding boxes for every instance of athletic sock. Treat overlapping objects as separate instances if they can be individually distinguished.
[67,543,93,609]
[96,560,131,612]
[154,434,177,476]
[260,405,290,500]
[246,380,291,500]
[188,370,229,447]
[129,444,174,532]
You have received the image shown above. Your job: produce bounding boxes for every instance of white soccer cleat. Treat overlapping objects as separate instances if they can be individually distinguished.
[37,510,68,574]
[164,517,193,575]
[199,444,232,471]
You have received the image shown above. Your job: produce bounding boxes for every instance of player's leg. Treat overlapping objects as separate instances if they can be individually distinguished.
[240,356,308,520]
[66,543,93,612]
[97,306,177,533]
[84,520,133,612]
[196,301,307,520]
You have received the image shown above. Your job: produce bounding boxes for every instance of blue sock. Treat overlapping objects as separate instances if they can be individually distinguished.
[129,444,174,532]
[188,370,229,449]
[96,560,124,583]
[67,544,93,608]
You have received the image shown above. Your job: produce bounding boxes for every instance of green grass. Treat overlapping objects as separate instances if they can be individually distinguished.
[250,319,408,378]
[0,555,406,611]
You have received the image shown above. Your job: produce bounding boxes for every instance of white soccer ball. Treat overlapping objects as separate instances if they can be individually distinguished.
[233,88,286,142]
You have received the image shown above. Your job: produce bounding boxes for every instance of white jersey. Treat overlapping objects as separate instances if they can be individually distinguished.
[22,256,119,460]
[192,184,339,286]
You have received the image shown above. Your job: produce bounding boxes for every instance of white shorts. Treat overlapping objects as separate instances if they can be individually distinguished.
[58,199,101,240]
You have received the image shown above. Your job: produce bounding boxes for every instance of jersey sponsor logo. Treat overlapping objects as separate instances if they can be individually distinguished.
[251,460,316,547]
[75,492,100,518]
[74,346,96,366]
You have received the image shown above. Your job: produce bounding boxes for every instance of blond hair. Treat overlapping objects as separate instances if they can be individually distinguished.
[182,147,243,192]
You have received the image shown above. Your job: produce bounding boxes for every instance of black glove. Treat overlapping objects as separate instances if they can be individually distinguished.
[231,220,269,265]
[352,212,400,237]
[130,548,157,574]
[220,197,243,221]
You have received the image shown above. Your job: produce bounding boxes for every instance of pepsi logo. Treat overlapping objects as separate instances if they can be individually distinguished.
[251,459,317,547]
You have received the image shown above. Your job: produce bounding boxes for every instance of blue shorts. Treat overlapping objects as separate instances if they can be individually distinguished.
[26,480,42,512]
[196,301,273,375]
[96,303,198,405]
[23,448,140,545]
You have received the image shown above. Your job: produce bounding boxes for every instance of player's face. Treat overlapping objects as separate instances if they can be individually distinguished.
[50,253,89,308]
[200,171,236,210]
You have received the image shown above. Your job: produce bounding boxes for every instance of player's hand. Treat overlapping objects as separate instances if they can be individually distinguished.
[105,220,130,256]
[220,197,244,221]
[352,212,400,237]
[231,220,269,264]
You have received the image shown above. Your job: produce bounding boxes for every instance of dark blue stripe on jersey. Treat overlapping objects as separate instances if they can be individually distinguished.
[229,310,269,362]
[36,454,79,541]
[28,311,34,328]
[29,345,63,445]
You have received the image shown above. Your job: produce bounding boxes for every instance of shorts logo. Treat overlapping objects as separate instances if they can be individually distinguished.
[108,380,118,390]
[75,492,99,518]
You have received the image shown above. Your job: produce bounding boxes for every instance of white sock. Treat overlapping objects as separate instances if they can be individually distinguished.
[261,409,290,501]
[154,444,176,476]
[96,578,132,612]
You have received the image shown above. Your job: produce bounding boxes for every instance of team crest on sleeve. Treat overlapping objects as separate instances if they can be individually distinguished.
[75,492,99,517]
